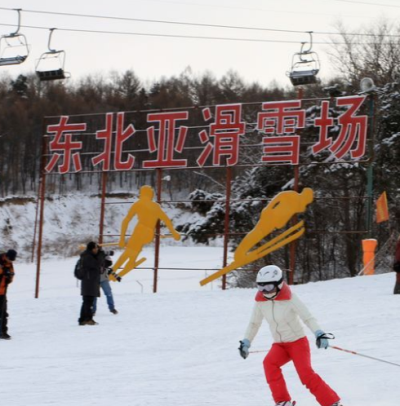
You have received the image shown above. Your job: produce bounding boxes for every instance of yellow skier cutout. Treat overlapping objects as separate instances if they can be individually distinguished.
[200,188,314,286]
[109,185,181,282]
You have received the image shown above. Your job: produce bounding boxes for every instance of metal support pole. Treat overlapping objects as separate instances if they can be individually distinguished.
[35,124,48,299]
[366,165,373,237]
[153,168,162,293]
[288,86,303,285]
[365,95,375,238]
[289,165,299,285]
[31,178,41,262]
[98,171,108,244]
[222,166,232,290]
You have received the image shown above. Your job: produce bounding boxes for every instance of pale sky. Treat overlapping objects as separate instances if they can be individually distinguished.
[0,0,398,88]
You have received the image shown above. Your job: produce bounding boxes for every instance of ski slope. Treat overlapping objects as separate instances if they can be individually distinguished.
[1,246,399,406]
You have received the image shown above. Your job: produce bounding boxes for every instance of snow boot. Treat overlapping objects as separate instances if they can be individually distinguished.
[110,309,118,314]
[0,332,11,340]
[86,320,99,325]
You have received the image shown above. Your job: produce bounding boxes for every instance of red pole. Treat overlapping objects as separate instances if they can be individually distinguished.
[289,166,299,285]
[153,168,162,293]
[35,123,48,299]
[31,178,41,262]
[222,166,232,290]
[98,171,107,244]
[288,87,303,285]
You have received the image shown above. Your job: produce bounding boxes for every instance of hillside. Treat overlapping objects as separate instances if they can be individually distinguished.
[0,193,199,261]
[1,247,399,406]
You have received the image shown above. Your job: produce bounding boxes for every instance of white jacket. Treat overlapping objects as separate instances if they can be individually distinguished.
[244,283,321,344]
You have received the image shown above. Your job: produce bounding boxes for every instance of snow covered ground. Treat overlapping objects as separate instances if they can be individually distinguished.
[1,246,400,406]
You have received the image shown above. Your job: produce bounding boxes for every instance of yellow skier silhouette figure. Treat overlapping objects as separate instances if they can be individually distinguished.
[109,185,181,282]
[200,188,314,286]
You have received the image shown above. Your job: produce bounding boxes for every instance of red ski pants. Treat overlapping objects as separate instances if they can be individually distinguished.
[263,337,340,406]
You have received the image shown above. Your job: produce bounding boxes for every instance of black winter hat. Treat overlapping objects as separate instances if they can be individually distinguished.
[6,249,17,261]
[86,241,97,251]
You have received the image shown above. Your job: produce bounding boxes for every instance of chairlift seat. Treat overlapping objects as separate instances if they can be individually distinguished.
[0,10,30,67]
[0,55,27,66]
[289,69,319,86]
[36,69,66,81]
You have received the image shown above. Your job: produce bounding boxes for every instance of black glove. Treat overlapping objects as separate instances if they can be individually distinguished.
[108,269,121,282]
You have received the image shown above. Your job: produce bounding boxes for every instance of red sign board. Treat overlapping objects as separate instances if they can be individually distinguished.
[44,96,368,174]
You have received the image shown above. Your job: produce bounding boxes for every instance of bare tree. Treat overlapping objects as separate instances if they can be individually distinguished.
[328,19,400,87]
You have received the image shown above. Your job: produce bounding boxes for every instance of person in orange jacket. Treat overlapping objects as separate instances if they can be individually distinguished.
[0,249,17,340]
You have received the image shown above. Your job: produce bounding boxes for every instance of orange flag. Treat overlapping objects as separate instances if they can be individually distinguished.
[376,191,389,223]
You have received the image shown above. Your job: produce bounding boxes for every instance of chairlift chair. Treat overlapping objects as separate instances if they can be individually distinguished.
[35,28,70,81]
[287,33,320,86]
[0,9,29,67]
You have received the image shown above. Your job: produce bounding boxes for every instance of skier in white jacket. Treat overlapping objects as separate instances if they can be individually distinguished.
[239,265,342,406]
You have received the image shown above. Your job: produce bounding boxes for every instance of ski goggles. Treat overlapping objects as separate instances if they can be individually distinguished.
[257,282,278,292]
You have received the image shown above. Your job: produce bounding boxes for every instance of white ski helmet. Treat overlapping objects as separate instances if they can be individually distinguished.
[256,265,284,298]
[257,265,283,284]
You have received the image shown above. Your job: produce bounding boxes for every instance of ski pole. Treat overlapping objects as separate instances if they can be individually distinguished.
[331,346,400,368]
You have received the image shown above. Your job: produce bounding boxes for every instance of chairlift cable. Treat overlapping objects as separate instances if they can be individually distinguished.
[0,23,331,44]
[0,4,369,23]
[0,6,314,34]
[329,0,400,8]
[0,22,399,46]
[1,6,400,38]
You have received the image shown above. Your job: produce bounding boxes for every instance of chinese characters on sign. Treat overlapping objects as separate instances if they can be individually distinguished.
[197,104,245,167]
[45,95,368,174]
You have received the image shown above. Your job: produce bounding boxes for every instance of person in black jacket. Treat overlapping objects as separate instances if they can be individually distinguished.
[78,241,101,326]
[0,249,17,339]
[394,236,400,294]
